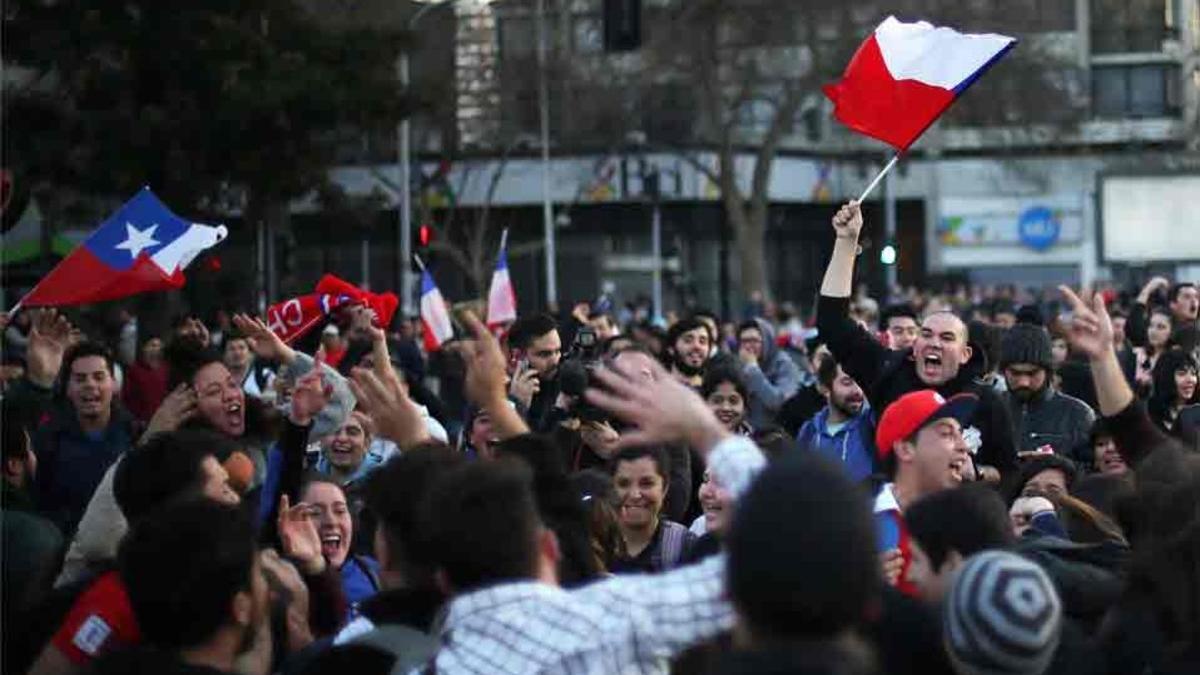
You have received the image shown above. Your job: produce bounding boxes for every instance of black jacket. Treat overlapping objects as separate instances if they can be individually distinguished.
[816,295,1017,478]
[1002,386,1096,463]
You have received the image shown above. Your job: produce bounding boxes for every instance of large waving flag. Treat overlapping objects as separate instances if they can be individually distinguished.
[419,269,454,352]
[486,231,517,329]
[21,188,227,307]
[824,16,1016,151]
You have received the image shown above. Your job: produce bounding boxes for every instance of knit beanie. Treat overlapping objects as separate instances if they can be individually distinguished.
[944,550,1062,675]
[999,324,1053,371]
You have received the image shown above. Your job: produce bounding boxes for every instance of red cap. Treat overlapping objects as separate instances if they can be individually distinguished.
[875,390,978,458]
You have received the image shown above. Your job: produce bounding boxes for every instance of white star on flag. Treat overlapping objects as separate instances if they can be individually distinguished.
[115,222,161,258]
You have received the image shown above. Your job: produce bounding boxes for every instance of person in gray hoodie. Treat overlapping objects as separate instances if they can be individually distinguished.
[736,318,802,429]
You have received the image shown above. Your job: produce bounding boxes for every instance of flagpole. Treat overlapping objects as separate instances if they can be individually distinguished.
[858,153,900,202]
[498,228,509,254]
[413,254,427,274]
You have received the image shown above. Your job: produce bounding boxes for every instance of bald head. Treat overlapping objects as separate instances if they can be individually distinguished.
[913,312,972,386]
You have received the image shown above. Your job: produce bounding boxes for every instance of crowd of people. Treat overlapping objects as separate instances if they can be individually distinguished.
[1,199,1198,675]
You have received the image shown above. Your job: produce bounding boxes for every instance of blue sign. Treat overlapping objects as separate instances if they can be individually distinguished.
[1017,206,1061,251]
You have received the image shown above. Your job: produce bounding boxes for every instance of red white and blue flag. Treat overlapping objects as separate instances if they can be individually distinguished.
[486,231,517,330]
[419,269,454,352]
[824,16,1016,151]
[21,188,227,307]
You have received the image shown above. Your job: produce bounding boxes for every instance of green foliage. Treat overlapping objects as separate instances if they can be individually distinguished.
[3,0,411,213]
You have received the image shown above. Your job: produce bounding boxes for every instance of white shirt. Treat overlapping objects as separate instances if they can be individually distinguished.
[420,436,762,675]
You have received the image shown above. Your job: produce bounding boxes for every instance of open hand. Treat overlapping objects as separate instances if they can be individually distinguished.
[832,200,863,240]
[586,357,729,453]
[880,548,904,586]
[233,313,296,365]
[142,383,198,440]
[27,309,74,387]
[277,495,324,575]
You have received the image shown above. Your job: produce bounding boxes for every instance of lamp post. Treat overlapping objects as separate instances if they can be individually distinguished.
[535,0,557,307]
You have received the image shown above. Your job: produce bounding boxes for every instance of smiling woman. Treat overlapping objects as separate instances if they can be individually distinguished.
[608,446,695,574]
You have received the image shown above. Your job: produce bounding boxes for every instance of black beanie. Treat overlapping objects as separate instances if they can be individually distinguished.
[1000,323,1053,371]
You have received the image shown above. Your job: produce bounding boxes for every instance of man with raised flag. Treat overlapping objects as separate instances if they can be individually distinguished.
[486,230,517,333]
[16,188,227,309]
[419,265,454,353]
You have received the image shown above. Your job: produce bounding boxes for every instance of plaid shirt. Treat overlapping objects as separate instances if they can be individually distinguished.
[419,436,761,675]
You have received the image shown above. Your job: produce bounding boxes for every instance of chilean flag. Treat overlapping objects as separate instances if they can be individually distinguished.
[419,269,454,352]
[21,188,227,307]
[486,232,517,330]
[824,16,1016,151]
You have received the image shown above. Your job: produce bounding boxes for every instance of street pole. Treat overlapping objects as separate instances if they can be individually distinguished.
[651,199,662,322]
[536,0,557,308]
[398,51,414,316]
[883,157,897,300]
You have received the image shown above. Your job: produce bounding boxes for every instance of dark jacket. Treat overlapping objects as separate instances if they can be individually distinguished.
[33,401,136,536]
[817,295,1017,477]
[1002,386,1095,462]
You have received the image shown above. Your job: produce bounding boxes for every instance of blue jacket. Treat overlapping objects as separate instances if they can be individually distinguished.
[33,402,136,536]
[740,318,803,429]
[796,405,877,483]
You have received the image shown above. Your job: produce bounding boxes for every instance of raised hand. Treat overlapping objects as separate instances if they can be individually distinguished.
[585,356,728,455]
[1138,275,1171,304]
[141,383,199,441]
[460,311,530,438]
[27,309,74,387]
[232,313,296,365]
[1059,286,1114,361]
[508,361,540,410]
[831,200,863,241]
[348,328,429,449]
[579,420,621,460]
[288,370,330,426]
[277,495,324,575]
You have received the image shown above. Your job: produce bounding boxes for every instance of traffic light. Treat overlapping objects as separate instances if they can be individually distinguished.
[417,224,433,248]
[880,242,897,266]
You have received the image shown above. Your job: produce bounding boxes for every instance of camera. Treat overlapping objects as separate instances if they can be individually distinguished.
[558,326,609,423]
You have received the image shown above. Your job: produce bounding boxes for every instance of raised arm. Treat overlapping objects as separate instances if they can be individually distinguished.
[349,326,437,450]
[460,311,531,441]
[1126,276,1169,348]
[1059,286,1170,467]
[816,202,887,394]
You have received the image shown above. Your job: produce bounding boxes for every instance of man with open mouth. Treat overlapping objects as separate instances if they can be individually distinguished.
[816,201,1016,486]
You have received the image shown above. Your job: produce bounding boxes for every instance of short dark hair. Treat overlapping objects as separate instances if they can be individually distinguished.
[905,485,1015,570]
[736,320,762,338]
[700,364,749,402]
[880,304,918,330]
[990,299,1016,319]
[728,453,878,640]
[508,314,558,351]
[119,500,257,649]
[666,317,710,354]
[610,445,670,484]
[1169,282,1196,304]
[421,460,542,590]
[165,336,224,390]
[363,446,464,580]
[114,429,235,523]
[57,341,115,393]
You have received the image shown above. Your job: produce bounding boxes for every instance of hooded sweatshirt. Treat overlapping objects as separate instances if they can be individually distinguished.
[740,318,802,429]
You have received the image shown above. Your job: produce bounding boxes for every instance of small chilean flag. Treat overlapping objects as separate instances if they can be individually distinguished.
[419,269,454,352]
[21,188,227,307]
[824,16,1016,151]
[486,231,517,329]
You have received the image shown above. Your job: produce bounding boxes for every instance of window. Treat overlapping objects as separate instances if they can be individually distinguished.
[1091,0,1171,53]
[1091,64,1181,118]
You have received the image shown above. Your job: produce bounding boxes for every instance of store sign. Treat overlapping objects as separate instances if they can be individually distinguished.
[938,196,1081,249]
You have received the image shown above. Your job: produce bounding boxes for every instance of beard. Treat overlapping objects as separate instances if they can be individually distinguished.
[672,354,705,377]
[1010,385,1040,402]
[833,397,863,418]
